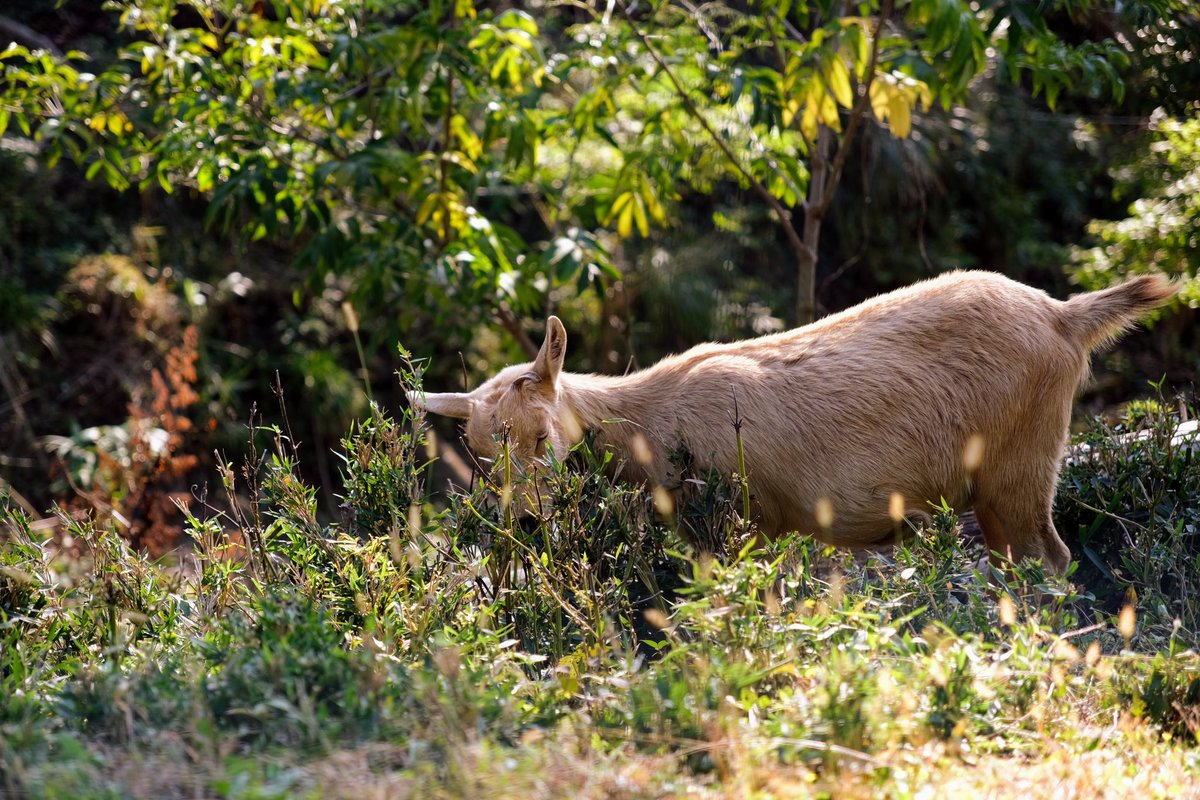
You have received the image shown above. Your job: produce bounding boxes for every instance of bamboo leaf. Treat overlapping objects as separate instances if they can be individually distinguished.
[641,181,666,224]
[632,193,649,237]
[605,191,632,226]
[617,199,634,238]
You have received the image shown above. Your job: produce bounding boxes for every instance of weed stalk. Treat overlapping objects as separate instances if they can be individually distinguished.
[729,386,752,524]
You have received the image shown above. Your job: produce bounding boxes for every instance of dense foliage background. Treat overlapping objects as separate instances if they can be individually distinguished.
[2,1,1200,796]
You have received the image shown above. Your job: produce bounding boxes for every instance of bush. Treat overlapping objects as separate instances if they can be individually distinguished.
[1057,395,1200,647]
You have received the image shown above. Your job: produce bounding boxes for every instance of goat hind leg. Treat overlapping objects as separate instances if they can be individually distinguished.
[973,497,1070,576]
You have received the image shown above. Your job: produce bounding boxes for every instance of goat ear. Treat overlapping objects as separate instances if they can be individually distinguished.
[512,371,541,390]
[408,390,472,419]
[532,316,567,385]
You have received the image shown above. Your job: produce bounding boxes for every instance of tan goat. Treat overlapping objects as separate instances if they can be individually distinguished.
[411,271,1175,573]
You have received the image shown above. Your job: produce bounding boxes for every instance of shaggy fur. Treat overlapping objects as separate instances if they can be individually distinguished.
[412,271,1175,573]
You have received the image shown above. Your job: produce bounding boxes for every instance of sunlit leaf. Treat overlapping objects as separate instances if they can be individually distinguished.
[825,57,853,108]
[641,181,666,224]
[632,193,649,237]
[818,85,841,131]
[497,9,538,37]
[887,90,911,138]
[800,87,821,141]
[617,199,634,238]
[441,150,478,175]
[783,96,802,128]
[868,80,890,121]
[197,162,214,192]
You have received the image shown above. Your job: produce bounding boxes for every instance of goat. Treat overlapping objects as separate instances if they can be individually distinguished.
[411,271,1175,574]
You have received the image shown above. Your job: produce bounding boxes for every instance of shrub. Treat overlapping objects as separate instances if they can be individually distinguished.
[1057,395,1200,647]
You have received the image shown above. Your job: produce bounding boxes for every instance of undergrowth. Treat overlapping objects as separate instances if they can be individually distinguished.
[2,371,1199,798]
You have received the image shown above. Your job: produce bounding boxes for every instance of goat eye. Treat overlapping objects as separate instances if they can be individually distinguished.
[536,432,549,444]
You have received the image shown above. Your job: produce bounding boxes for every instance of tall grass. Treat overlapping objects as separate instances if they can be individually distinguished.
[2,373,1199,797]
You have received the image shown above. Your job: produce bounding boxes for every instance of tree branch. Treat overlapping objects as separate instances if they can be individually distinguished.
[814,0,893,221]
[497,305,539,359]
[615,0,812,269]
[0,15,62,57]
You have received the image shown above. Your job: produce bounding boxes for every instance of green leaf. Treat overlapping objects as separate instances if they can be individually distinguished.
[490,48,513,83]
[545,236,581,282]
[496,9,538,37]
[467,29,495,51]
[197,163,215,193]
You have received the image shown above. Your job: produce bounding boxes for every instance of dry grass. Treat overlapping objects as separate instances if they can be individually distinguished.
[53,717,1198,800]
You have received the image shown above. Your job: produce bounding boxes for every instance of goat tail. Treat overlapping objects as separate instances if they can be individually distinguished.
[1057,273,1177,352]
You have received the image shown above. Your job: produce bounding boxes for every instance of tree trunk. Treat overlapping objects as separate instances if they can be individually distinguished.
[796,126,833,325]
